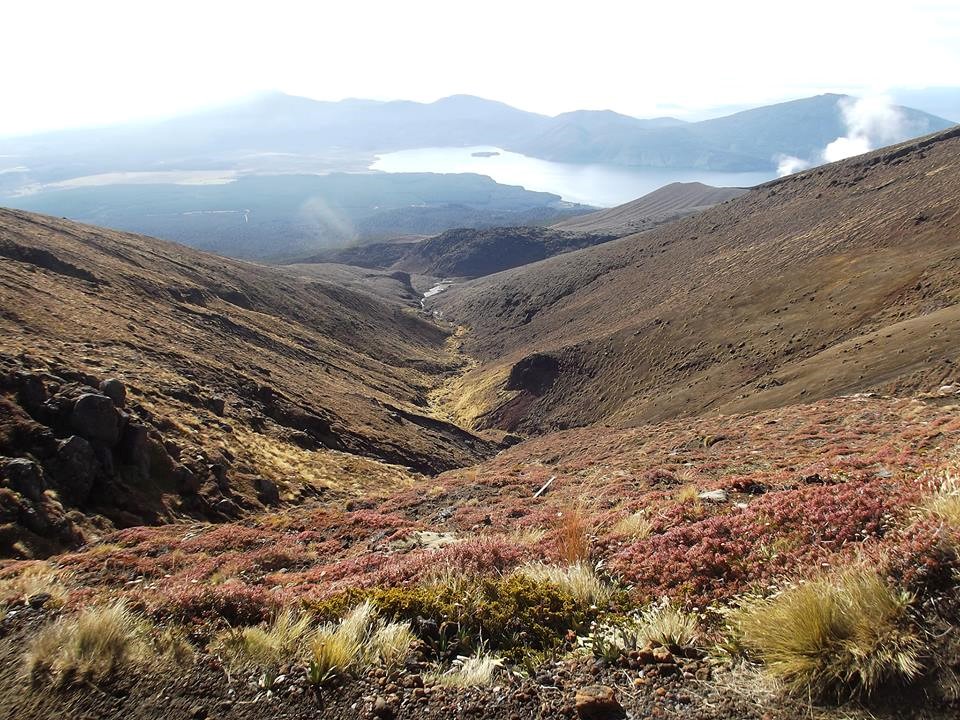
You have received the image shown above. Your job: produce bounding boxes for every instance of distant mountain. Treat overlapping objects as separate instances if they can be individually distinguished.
[553,182,748,234]
[890,86,960,122]
[514,94,954,169]
[1,93,953,194]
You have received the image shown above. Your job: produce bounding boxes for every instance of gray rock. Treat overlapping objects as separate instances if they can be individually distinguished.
[698,489,729,503]
[118,422,150,472]
[99,378,126,407]
[214,498,239,517]
[3,458,46,501]
[56,435,97,501]
[176,465,202,494]
[71,393,122,445]
[206,396,226,416]
[255,477,280,505]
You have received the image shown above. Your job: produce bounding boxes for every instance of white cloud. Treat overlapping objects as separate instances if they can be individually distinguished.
[2,1,959,135]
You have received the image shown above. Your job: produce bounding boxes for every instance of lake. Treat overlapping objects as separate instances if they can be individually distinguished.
[370,146,776,207]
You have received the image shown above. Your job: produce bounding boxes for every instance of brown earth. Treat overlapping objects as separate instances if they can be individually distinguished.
[0,208,497,556]
[551,182,748,235]
[433,127,960,434]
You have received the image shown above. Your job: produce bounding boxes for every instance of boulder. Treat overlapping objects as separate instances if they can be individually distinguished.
[206,396,226,416]
[118,422,151,472]
[698,489,728,503]
[3,458,46,501]
[99,378,126,407]
[71,393,122,445]
[255,477,280,505]
[56,435,98,501]
[574,685,624,719]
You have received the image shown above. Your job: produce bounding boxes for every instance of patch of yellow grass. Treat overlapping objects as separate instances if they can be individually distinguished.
[236,429,418,498]
[0,562,70,608]
[428,650,503,687]
[308,601,414,684]
[216,609,314,668]
[611,511,653,539]
[515,562,612,607]
[676,484,701,504]
[636,602,699,649]
[26,602,153,683]
[730,568,922,700]
[923,468,960,528]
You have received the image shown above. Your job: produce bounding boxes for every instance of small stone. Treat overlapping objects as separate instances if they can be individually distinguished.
[372,696,395,719]
[651,646,675,664]
[574,685,623,719]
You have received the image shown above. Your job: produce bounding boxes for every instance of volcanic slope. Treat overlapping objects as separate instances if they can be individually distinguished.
[0,208,494,557]
[552,181,749,235]
[432,127,960,433]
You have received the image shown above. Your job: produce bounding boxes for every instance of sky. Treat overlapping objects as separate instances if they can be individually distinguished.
[4,0,960,136]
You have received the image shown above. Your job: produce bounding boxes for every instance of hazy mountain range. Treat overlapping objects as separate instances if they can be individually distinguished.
[0,91,953,259]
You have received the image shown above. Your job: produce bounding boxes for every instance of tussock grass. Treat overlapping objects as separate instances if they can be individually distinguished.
[217,608,314,668]
[731,568,923,700]
[611,511,653,539]
[515,562,612,606]
[428,650,503,687]
[923,469,960,528]
[587,601,699,659]
[26,602,153,683]
[0,563,70,608]
[636,602,699,649]
[557,505,591,563]
[309,601,414,683]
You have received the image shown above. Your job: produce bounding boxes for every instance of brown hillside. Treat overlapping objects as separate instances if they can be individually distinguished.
[552,181,748,235]
[0,209,494,556]
[434,127,960,433]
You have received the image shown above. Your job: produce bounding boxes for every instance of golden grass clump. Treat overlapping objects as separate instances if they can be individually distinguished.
[923,469,960,528]
[588,601,699,659]
[731,568,923,700]
[636,602,699,649]
[515,562,612,607]
[428,650,503,687]
[0,563,70,608]
[610,511,653,539]
[26,602,153,683]
[217,608,314,668]
[308,601,415,683]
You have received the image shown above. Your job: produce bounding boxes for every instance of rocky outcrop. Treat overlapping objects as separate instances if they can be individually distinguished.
[0,357,261,558]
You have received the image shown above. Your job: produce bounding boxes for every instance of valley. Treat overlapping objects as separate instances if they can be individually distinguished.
[1,119,959,720]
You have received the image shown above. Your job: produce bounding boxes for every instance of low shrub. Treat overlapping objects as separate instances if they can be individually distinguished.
[310,572,590,663]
